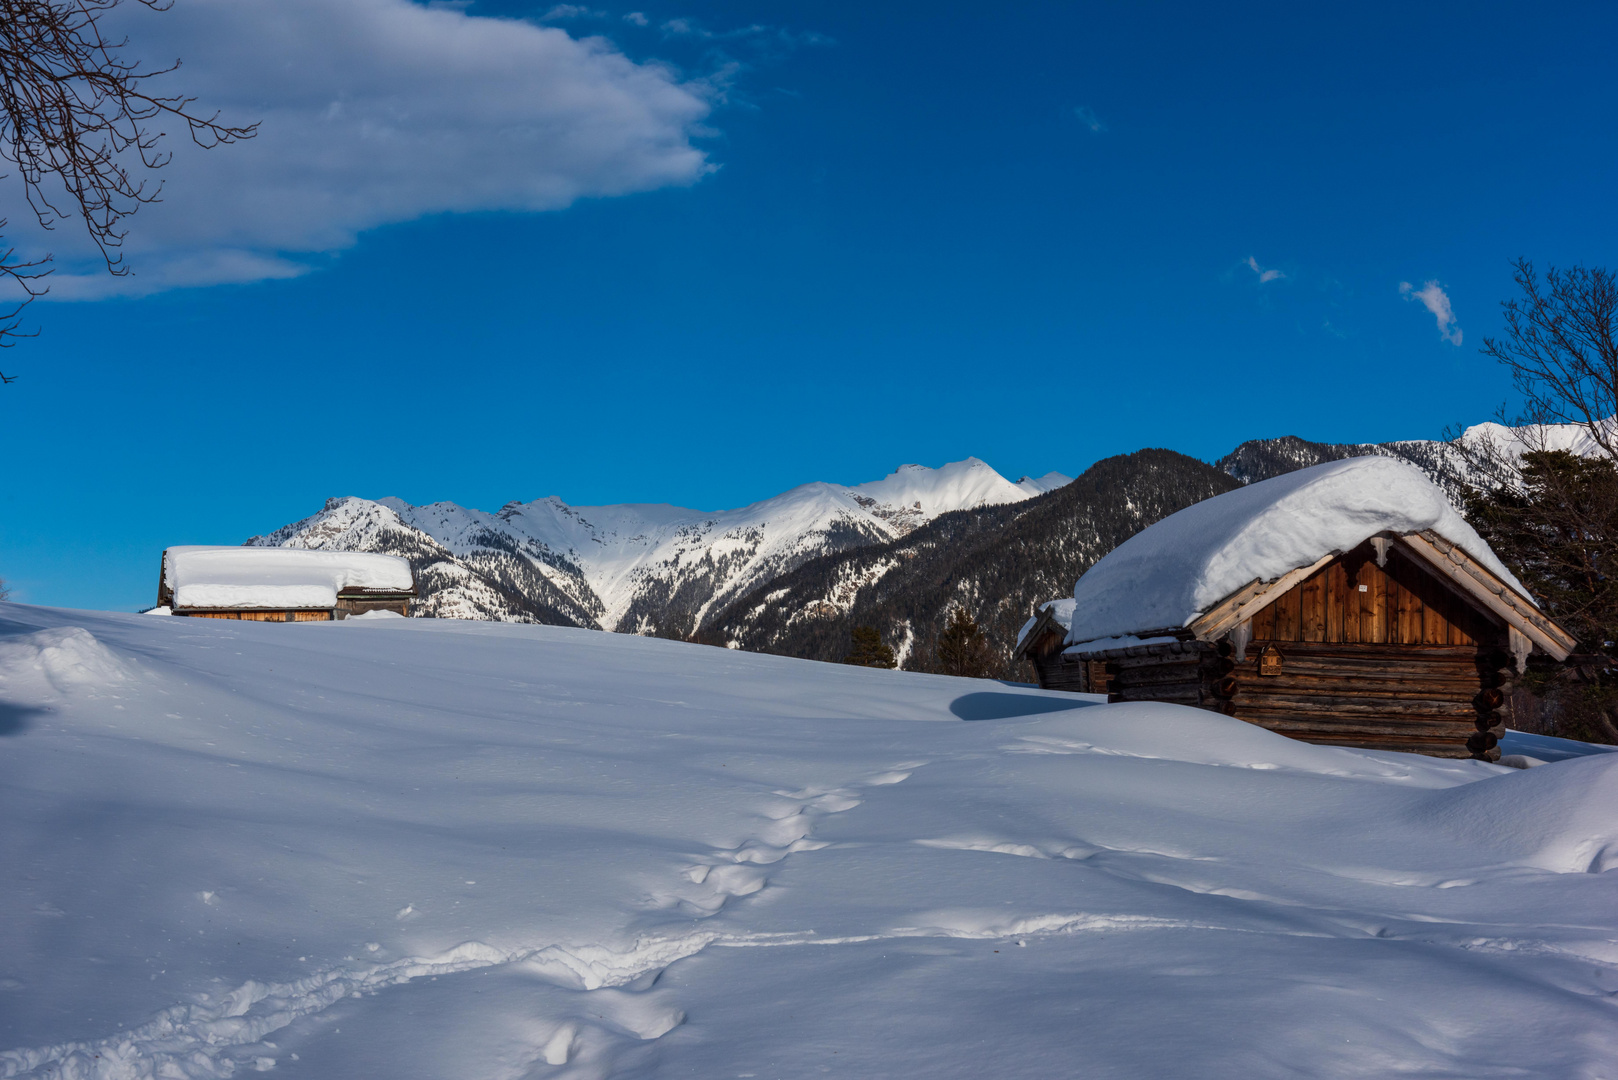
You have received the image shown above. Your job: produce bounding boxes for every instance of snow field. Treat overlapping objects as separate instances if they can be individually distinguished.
[2,606,1617,1078]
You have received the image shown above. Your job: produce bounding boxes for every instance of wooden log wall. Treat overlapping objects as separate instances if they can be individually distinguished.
[1034,646,1089,693]
[335,597,411,618]
[1226,643,1504,758]
[176,610,335,622]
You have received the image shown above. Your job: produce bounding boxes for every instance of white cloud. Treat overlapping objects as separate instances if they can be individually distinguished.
[623,11,649,25]
[1244,256,1285,283]
[9,0,714,298]
[1399,279,1462,346]
[1073,105,1106,133]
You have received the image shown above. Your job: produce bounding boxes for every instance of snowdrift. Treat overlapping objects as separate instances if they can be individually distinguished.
[2,604,1616,1079]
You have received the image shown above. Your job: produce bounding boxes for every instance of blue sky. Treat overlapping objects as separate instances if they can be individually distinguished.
[4,0,1617,610]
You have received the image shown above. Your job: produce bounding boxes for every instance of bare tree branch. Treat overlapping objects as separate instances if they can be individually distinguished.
[1481,258,1618,463]
[0,0,258,375]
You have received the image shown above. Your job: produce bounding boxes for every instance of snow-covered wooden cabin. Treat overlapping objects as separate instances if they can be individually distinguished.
[1014,457,1576,760]
[158,547,416,621]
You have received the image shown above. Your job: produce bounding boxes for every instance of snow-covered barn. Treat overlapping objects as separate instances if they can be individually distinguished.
[158,547,416,622]
[1015,457,1576,760]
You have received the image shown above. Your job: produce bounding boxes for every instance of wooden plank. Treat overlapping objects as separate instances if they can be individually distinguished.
[1370,561,1388,643]
[1185,578,1265,640]
[1236,714,1473,736]
[1106,649,1204,669]
[1326,562,1348,643]
[1113,669,1209,691]
[1252,660,1479,679]
[1188,552,1341,641]
[1448,619,1467,647]
[1236,693,1476,716]
[1274,583,1300,641]
[1300,572,1325,642]
[1400,532,1575,657]
[1419,574,1445,644]
[1386,576,1405,644]
[1341,568,1361,643]
[1114,686,1203,704]
[1355,560,1376,643]
[1239,679,1476,699]
[1251,603,1276,640]
[1260,641,1477,659]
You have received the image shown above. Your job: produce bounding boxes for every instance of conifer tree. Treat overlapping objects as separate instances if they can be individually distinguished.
[1467,450,1618,743]
[937,606,996,678]
[842,625,897,669]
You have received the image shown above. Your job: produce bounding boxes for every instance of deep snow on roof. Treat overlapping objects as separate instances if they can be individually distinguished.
[1065,456,1526,645]
[163,546,413,610]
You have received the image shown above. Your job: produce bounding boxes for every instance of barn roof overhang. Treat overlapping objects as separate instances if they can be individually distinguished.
[1183,530,1576,661]
[1012,606,1067,660]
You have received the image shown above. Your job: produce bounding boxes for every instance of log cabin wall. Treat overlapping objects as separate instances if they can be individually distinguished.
[1053,541,1517,759]
[1232,542,1507,758]
[1029,631,1090,692]
[178,610,336,622]
[335,596,411,618]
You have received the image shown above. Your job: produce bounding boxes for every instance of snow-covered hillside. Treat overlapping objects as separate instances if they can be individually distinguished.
[3,604,1616,1078]
[250,459,1071,637]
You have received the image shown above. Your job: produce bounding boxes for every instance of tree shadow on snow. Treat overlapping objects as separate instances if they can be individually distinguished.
[0,702,45,736]
[949,692,1099,722]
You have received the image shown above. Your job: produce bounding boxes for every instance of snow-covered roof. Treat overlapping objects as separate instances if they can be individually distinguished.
[1064,456,1528,645]
[163,546,414,611]
[1015,598,1075,651]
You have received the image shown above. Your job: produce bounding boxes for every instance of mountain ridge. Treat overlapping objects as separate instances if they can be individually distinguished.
[246,422,1583,667]
[249,457,1072,637]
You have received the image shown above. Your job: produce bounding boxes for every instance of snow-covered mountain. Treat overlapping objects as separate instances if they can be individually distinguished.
[1218,435,1482,508]
[248,458,1073,636]
[1215,421,1615,507]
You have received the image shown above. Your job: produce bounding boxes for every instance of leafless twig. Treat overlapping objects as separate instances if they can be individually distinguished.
[0,0,258,371]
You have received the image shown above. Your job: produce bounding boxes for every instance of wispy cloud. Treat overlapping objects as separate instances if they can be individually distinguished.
[623,10,649,25]
[538,4,604,21]
[1399,279,1462,346]
[658,17,830,47]
[1244,256,1285,283]
[18,0,716,298]
[1073,105,1105,133]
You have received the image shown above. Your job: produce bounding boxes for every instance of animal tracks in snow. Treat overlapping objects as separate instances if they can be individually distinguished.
[655,765,925,918]
[0,763,927,1080]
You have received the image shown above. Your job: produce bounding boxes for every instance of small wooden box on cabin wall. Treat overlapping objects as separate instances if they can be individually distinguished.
[1017,529,1576,762]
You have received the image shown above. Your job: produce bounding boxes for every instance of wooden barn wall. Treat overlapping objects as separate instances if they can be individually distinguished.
[1226,643,1484,757]
[1248,544,1497,648]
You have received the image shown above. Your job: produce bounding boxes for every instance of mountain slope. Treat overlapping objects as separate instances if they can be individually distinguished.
[247,497,605,626]
[250,459,1070,637]
[1209,421,1596,507]
[703,449,1242,677]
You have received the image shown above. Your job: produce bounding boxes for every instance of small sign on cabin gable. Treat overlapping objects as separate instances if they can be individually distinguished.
[1258,645,1283,677]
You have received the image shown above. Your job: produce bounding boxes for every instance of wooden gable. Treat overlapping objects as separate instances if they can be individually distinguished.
[1246,540,1495,648]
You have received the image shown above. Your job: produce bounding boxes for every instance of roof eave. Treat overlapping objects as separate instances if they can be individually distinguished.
[1181,530,1576,660]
